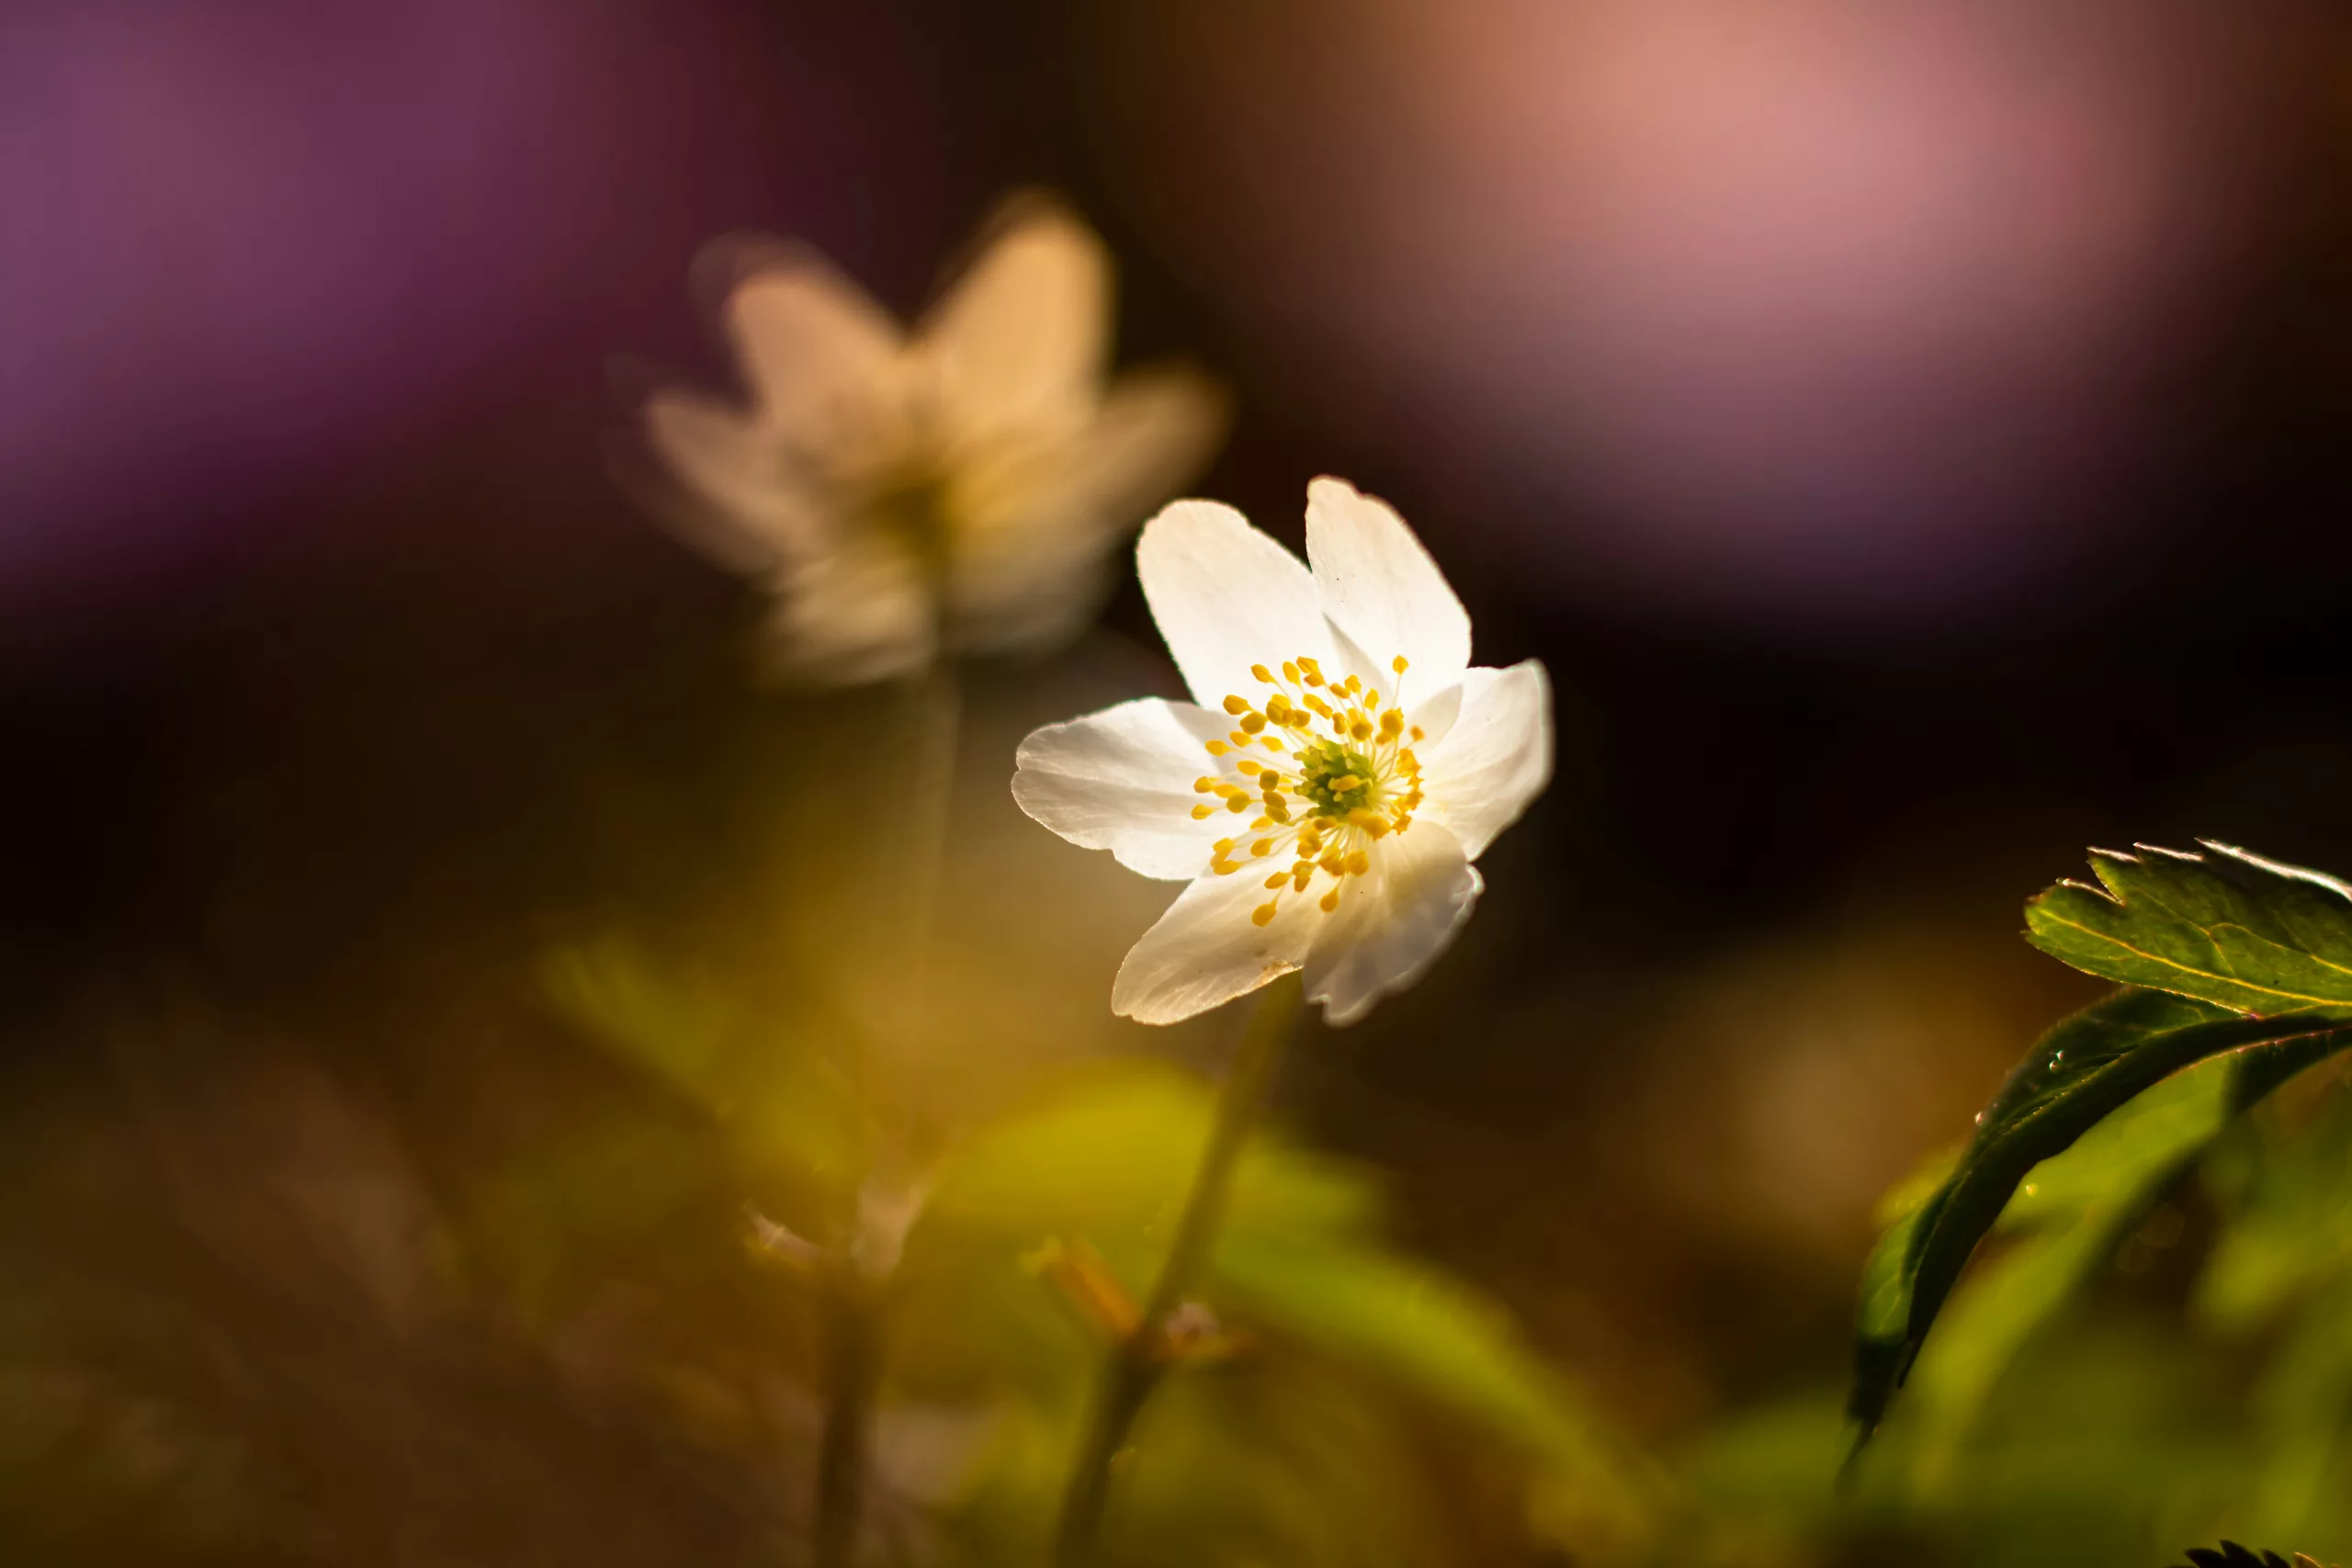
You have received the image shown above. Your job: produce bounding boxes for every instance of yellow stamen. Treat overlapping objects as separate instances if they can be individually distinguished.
[1251,839,1275,857]
[1252,900,1279,927]
[1192,804,1215,819]
[1223,694,1252,716]
[1206,740,1230,756]
[1320,889,1341,913]
[1392,656,1409,674]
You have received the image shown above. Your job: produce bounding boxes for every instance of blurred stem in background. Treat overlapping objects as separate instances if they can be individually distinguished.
[1054,974,1306,1567]
[812,1262,884,1568]
[814,656,963,1568]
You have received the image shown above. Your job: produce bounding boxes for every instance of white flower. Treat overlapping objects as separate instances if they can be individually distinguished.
[641,199,1227,684]
[1012,479,1553,1026]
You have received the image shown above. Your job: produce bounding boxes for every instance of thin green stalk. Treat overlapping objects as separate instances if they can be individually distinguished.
[812,1268,881,1568]
[813,655,962,1568]
[888,656,963,1076]
[1053,975,1305,1567]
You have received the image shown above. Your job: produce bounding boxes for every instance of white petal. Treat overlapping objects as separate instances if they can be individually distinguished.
[1136,501,1330,708]
[1421,660,1553,860]
[1112,868,1317,1025]
[642,389,827,571]
[1305,478,1472,694]
[718,250,904,446]
[1012,698,1235,880]
[918,202,1108,445]
[1303,820,1482,1027]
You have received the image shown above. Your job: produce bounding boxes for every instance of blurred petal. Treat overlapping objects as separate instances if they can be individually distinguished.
[718,248,904,444]
[988,368,1231,550]
[1136,501,1329,707]
[1306,478,1472,692]
[642,389,826,571]
[762,534,933,684]
[947,552,1113,658]
[1305,819,1481,1027]
[1421,660,1553,859]
[945,367,1229,653]
[1012,698,1234,880]
[1113,867,1316,1025]
[1055,368,1231,536]
[920,201,1109,444]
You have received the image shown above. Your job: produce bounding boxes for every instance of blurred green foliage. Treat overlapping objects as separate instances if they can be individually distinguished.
[537,933,1656,1565]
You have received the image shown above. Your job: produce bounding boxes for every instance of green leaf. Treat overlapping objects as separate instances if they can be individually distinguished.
[537,932,858,1209]
[2199,1071,2352,1328]
[1848,987,2348,1450]
[901,1061,1649,1546]
[2025,842,2352,1017]
[1213,1230,1611,1468]
[538,934,743,1116]
[1892,1055,2238,1494]
[910,1062,1383,1256]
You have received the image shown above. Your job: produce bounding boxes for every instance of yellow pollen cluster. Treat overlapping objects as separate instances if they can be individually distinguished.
[1191,652,1428,927]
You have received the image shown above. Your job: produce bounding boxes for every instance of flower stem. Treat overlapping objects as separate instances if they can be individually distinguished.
[812,1269,880,1568]
[812,657,963,1568]
[1053,974,1305,1567]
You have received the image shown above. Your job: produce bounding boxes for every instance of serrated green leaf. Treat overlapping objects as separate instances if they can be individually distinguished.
[1847,987,2348,1450]
[2026,842,2352,1017]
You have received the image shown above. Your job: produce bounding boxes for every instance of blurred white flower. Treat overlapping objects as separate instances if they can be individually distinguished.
[643,199,1227,683]
[1012,479,1552,1026]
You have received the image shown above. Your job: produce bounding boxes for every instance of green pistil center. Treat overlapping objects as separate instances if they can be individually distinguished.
[1297,742,1378,818]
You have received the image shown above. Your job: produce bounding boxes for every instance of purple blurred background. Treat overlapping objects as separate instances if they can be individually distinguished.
[12,0,2340,642]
